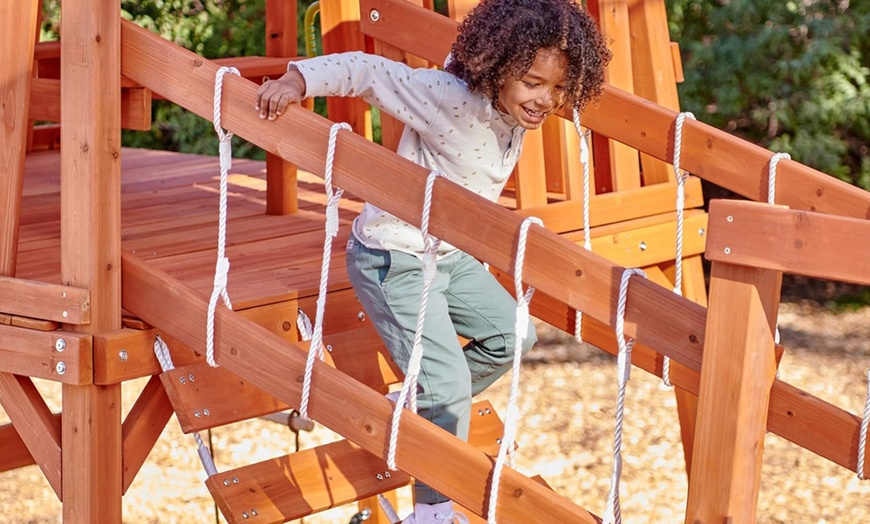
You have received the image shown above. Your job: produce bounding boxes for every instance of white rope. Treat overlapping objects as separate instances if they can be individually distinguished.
[387,170,446,471]
[487,216,543,524]
[299,122,351,421]
[297,308,314,341]
[603,268,646,524]
[666,111,696,386]
[205,66,241,368]
[768,152,790,346]
[154,334,218,477]
[572,106,593,344]
[859,369,870,480]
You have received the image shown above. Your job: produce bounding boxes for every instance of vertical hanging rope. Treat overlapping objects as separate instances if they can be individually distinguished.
[767,152,790,346]
[486,216,543,524]
[387,170,446,471]
[571,107,593,344]
[205,66,241,368]
[665,111,696,386]
[858,369,870,480]
[603,267,647,524]
[299,122,352,421]
[154,334,219,477]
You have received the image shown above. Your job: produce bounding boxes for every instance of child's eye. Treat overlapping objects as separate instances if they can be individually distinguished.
[522,81,538,88]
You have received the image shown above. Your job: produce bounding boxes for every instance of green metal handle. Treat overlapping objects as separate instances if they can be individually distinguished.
[304,2,321,57]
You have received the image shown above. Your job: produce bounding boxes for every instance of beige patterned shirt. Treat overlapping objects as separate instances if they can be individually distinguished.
[295,51,525,257]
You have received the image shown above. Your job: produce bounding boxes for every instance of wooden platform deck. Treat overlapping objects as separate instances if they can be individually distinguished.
[17,147,372,311]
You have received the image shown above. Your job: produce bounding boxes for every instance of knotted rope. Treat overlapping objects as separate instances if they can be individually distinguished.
[571,106,593,344]
[603,267,647,524]
[666,111,696,386]
[299,122,352,421]
[387,170,447,471]
[205,66,241,367]
[486,216,543,524]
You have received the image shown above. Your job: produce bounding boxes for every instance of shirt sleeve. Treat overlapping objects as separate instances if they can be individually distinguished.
[293,51,446,136]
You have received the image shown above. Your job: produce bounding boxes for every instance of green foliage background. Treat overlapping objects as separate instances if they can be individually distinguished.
[39,0,870,190]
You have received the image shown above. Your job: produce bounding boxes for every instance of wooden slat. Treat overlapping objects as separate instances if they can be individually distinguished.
[122,253,601,523]
[686,262,781,522]
[706,200,870,285]
[358,0,870,219]
[0,0,39,276]
[207,399,505,523]
[0,416,62,473]
[207,439,413,523]
[0,324,92,384]
[29,78,152,131]
[0,276,90,324]
[93,328,200,384]
[121,375,175,493]
[517,176,704,233]
[0,373,62,496]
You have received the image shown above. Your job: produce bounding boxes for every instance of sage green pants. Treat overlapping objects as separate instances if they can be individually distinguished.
[346,237,537,504]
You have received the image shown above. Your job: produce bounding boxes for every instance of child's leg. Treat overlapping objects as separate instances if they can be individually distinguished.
[346,239,472,504]
[444,253,538,397]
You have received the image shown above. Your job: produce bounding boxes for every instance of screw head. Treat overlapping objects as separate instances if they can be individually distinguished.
[698,227,706,236]
[369,9,380,22]
[357,311,366,322]
[56,362,67,375]
[119,350,128,362]
[638,241,647,251]
[55,339,66,352]
[724,247,732,254]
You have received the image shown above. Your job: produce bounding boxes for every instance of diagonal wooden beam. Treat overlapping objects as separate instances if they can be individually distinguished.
[121,252,601,523]
[0,373,62,497]
[121,374,175,493]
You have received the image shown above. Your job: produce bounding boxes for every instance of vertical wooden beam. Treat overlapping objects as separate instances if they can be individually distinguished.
[628,0,680,185]
[265,0,299,215]
[447,0,476,21]
[685,261,781,523]
[513,127,549,208]
[587,0,641,191]
[320,0,372,138]
[61,0,123,521]
[0,0,40,276]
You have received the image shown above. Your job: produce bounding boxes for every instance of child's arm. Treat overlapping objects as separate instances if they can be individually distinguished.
[255,67,306,121]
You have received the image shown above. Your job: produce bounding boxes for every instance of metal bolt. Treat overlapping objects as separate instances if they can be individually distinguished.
[179,376,187,384]
[242,512,249,519]
[485,408,492,414]
[326,344,333,353]
[56,362,67,375]
[638,241,647,251]
[369,9,380,22]
[119,350,128,362]
[62,311,68,318]
[376,473,384,480]
[384,471,391,478]
[727,215,734,222]
[698,227,706,236]
[233,477,239,484]
[203,409,210,416]
[194,410,201,418]
[478,409,483,416]
[251,509,258,516]
[188,374,195,382]
[496,437,502,444]
[55,339,66,352]
[724,247,731,254]
[223,479,230,486]
[357,311,366,322]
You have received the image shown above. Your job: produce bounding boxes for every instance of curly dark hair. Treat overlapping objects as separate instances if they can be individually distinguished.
[446,0,611,111]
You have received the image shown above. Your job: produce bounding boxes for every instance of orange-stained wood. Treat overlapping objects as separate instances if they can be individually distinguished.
[30,79,152,131]
[122,252,601,523]
[121,375,175,493]
[686,262,781,523]
[0,373,62,496]
[0,0,39,276]
[358,0,870,218]
[706,200,870,285]
[0,276,89,324]
[0,323,92,384]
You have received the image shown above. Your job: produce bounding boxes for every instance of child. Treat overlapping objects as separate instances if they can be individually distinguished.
[256,0,610,521]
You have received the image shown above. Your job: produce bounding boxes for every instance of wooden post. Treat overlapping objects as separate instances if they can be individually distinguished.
[320,0,372,138]
[265,0,299,215]
[61,0,123,521]
[0,0,40,276]
[685,261,781,523]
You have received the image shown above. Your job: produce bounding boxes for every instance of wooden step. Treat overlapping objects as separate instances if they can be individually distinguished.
[206,400,505,524]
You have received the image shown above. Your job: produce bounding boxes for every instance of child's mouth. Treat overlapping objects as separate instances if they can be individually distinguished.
[523,107,546,121]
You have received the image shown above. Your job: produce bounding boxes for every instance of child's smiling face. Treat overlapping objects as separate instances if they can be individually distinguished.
[497,47,568,130]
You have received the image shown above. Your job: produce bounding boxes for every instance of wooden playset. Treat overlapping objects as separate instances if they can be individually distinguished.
[1,0,869,522]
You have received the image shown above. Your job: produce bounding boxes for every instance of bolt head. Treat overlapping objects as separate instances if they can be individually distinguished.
[56,362,67,375]
[369,9,380,22]
[55,339,66,352]
[119,350,128,362]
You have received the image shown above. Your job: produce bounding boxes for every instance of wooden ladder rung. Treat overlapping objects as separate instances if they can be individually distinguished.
[206,400,506,524]
[161,323,397,433]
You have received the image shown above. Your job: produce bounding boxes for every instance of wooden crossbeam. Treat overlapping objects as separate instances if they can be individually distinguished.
[29,78,152,131]
[122,252,600,523]
[516,176,705,234]
[0,276,90,324]
[358,0,870,220]
[207,400,504,524]
[121,375,175,493]
[706,200,870,285]
[0,323,92,384]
